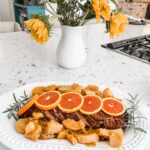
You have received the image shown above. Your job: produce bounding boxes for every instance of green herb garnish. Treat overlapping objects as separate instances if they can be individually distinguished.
[124,94,147,133]
[3,91,29,121]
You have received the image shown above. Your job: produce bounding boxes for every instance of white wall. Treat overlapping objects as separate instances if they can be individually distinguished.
[0,0,14,21]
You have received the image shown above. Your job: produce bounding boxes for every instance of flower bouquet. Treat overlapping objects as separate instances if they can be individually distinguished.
[26,0,128,68]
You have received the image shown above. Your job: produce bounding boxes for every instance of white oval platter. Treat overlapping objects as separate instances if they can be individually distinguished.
[0,81,149,150]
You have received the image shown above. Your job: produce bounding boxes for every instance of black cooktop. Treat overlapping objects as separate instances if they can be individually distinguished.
[101,34,150,64]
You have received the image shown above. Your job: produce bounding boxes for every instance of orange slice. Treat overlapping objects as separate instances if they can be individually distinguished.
[35,91,61,110]
[102,98,125,116]
[17,94,39,116]
[58,92,84,113]
[80,95,103,115]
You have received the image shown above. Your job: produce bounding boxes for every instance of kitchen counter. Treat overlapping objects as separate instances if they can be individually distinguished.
[0,23,150,150]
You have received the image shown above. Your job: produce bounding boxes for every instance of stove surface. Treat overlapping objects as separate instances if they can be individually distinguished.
[101,34,150,64]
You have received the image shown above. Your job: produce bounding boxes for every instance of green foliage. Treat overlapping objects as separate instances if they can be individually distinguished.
[106,21,110,33]
[3,91,29,121]
[39,0,94,26]
[49,0,57,3]
[57,0,92,26]
[109,0,122,13]
[78,0,95,20]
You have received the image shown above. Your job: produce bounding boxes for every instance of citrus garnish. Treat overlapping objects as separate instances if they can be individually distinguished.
[102,98,125,116]
[35,91,61,110]
[17,94,39,116]
[80,95,103,115]
[58,92,84,113]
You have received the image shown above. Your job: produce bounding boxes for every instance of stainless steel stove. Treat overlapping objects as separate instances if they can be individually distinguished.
[101,34,150,65]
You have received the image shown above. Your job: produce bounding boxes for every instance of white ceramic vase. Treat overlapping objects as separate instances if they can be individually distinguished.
[56,26,86,69]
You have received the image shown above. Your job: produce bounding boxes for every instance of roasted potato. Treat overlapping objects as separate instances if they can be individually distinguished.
[15,118,29,134]
[45,84,58,91]
[63,119,85,131]
[25,122,36,134]
[32,86,45,95]
[109,129,123,147]
[81,85,102,96]
[95,91,104,98]
[97,128,110,138]
[76,132,99,144]
[58,86,73,93]
[78,119,86,130]
[25,124,42,141]
[40,133,55,139]
[57,130,68,139]
[81,89,95,95]
[85,85,99,92]
[103,88,114,98]
[67,133,78,145]
[58,84,82,93]
[44,120,63,135]
[71,83,82,92]
[32,112,44,120]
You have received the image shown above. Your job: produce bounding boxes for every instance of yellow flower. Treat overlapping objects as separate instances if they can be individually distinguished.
[92,0,101,21]
[26,18,49,44]
[110,13,128,37]
[25,19,36,29]
[99,0,110,21]
[92,0,110,22]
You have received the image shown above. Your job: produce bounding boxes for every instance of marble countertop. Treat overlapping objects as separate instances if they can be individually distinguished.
[0,23,150,150]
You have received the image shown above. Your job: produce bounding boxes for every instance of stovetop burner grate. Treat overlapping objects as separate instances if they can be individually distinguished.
[101,34,150,64]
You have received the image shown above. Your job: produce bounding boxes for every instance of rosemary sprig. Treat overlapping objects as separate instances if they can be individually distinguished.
[3,91,30,121]
[125,94,147,133]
